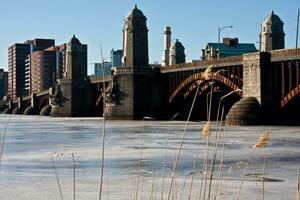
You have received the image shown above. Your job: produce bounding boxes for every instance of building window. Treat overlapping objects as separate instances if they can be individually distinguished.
[136,21,140,27]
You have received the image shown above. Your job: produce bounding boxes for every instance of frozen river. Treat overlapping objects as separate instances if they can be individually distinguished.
[0,115,299,200]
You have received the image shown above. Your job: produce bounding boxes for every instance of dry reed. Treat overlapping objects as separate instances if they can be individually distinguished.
[166,85,200,200]
[297,168,299,200]
[252,130,270,149]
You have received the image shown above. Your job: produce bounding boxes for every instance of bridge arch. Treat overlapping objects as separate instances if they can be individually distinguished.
[280,84,300,108]
[38,95,50,111]
[168,72,242,104]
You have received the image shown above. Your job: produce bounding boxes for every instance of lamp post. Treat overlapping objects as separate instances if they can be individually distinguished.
[218,26,233,58]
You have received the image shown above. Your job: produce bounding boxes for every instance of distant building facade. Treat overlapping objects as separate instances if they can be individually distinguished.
[0,69,8,100]
[260,11,285,52]
[25,49,56,94]
[201,37,257,60]
[8,39,54,99]
[94,62,112,77]
[111,49,122,67]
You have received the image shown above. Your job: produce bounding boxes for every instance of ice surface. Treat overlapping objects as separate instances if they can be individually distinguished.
[0,115,299,199]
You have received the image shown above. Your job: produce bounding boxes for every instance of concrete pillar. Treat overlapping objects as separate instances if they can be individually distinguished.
[18,97,23,109]
[31,93,37,109]
[8,100,13,109]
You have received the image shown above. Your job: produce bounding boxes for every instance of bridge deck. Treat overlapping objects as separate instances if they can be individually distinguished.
[160,56,243,73]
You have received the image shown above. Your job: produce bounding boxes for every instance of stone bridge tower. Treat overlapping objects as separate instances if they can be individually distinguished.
[122,5,149,67]
[260,11,285,52]
[51,35,92,117]
[105,5,161,119]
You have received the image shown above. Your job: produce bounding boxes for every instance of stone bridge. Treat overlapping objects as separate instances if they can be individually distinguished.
[2,48,300,124]
[160,48,300,124]
[2,89,52,115]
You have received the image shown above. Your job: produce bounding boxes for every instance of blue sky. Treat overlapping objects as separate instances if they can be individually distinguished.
[0,0,299,73]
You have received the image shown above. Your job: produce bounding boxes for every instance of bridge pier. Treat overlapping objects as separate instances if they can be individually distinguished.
[50,79,93,117]
[3,100,13,114]
[226,52,280,125]
[40,88,53,116]
[12,97,24,114]
[23,93,38,115]
[105,67,160,120]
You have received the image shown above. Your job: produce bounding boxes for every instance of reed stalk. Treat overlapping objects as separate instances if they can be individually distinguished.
[207,105,225,199]
[51,156,64,200]
[135,123,144,200]
[179,175,189,200]
[99,44,106,200]
[149,175,156,200]
[0,116,11,169]
[167,85,200,200]
[161,130,170,200]
[106,177,109,200]
[261,156,266,200]
[297,168,300,200]
[213,137,226,200]
[72,153,75,200]
[187,143,200,200]
[199,128,210,200]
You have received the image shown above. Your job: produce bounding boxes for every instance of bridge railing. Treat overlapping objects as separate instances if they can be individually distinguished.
[270,48,300,61]
[161,55,243,73]
[90,76,112,84]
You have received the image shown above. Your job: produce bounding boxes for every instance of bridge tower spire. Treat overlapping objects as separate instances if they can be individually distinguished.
[260,10,285,52]
[122,5,149,67]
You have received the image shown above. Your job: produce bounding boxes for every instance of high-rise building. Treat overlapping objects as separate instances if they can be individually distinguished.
[24,39,55,95]
[8,43,31,100]
[122,5,149,67]
[25,49,56,94]
[110,49,122,67]
[260,11,285,52]
[94,62,112,77]
[8,39,54,99]
[55,44,67,79]
[0,69,8,100]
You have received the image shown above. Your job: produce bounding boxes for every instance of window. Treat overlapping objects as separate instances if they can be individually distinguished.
[136,21,140,27]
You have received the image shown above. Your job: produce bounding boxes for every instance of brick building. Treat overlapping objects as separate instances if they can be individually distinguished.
[0,69,8,100]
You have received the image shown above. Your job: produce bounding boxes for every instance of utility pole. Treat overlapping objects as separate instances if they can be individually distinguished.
[296,8,300,48]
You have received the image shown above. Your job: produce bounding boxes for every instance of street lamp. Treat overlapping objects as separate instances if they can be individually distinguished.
[218,26,233,58]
